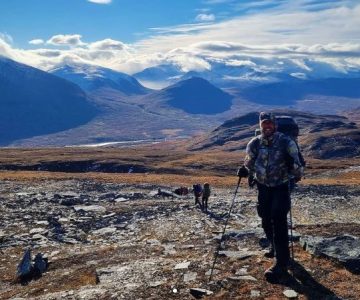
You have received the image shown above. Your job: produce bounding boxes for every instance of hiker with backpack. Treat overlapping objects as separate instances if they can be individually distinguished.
[193,184,203,208]
[202,183,211,212]
[237,112,304,282]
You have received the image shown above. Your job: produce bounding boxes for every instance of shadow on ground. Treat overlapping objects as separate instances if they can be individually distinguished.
[281,261,340,300]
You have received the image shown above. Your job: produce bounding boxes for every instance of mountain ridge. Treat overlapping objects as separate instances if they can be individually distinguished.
[188,110,360,159]
[0,56,98,145]
[51,63,150,96]
[147,76,233,115]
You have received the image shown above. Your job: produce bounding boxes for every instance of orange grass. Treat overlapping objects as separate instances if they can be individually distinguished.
[0,170,359,187]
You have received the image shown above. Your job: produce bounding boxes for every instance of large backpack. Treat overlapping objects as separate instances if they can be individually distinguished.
[193,184,203,197]
[254,116,306,168]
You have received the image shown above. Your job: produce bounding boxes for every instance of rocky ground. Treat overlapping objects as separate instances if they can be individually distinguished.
[0,179,359,300]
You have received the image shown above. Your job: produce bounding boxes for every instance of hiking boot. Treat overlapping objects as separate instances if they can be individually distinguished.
[264,248,275,258]
[264,263,288,283]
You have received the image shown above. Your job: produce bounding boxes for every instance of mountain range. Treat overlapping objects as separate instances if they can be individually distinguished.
[133,60,360,90]
[0,55,359,150]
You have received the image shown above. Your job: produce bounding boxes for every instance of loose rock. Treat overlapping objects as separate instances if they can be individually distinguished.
[283,289,298,298]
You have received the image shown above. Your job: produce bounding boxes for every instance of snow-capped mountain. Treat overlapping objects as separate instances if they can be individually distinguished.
[51,63,150,95]
[133,59,360,91]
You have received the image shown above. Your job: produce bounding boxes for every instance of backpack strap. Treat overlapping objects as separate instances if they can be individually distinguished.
[253,136,261,159]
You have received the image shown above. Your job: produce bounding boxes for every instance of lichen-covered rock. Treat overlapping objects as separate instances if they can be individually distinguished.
[300,235,360,274]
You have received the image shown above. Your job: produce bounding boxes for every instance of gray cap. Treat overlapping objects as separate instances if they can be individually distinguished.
[259,112,275,124]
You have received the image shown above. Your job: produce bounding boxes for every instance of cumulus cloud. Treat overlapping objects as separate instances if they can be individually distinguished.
[167,54,211,72]
[87,0,112,4]
[195,14,215,22]
[89,39,127,50]
[30,49,62,57]
[47,34,86,47]
[1,1,360,77]
[2,32,360,77]
[0,38,14,58]
[29,39,44,45]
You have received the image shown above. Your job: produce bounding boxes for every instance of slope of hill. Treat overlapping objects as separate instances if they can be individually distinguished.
[51,63,150,95]
[343,106,360,125]
[189,110,360,159]
[0,56,98,145]
[148,77,233,114]
[238,77,360,105]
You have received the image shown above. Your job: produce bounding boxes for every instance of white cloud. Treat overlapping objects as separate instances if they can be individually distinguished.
[195,14,215,22]
[0,33,13,44]
[87,0,112,4]
[139,3,360,53]
[89,38,127,50]
[47,34,86,47]
[29,39,44,45]
[30,49,62,57]
[0,38,14,58]
[1,1,360,77]
[224,59,256,67]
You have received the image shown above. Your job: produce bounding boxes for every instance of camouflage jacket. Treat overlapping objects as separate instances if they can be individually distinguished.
[244,132,303,187]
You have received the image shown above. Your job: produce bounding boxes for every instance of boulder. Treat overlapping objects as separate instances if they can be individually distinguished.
[218,250,256,260]
[17,249,32,278]
[300,235,360,274]
[174,261,190,270]
[74,205,106,213]
[283,289,298,298]
[189,288,213,298]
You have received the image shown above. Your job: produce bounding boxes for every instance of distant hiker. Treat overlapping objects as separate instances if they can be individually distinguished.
[237,112,304,282]
[202,183,211,212]
[193,184,203,207]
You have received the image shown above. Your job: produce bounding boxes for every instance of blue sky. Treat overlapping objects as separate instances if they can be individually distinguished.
[0,0,233,47]
[0,0,359,78]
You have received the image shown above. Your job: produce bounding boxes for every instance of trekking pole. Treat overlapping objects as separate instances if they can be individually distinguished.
[209,176,241,282]
[289,203,294,262]
[288,181,295,273]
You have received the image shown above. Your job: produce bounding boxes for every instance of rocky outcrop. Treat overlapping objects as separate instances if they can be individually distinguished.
[300,235,360,274]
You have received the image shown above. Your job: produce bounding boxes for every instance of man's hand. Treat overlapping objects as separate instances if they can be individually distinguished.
[237,166,249,178]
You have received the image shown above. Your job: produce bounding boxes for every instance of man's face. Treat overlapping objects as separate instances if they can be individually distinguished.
[261,120,275,137]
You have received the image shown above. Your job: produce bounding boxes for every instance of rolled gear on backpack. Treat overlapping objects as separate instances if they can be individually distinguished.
[275,116,306,190]
[275,116,306,168]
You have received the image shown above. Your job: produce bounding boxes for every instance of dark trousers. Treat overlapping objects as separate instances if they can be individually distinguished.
[257,182,290,266]
[202,196,208,211]
[195,196,201,206]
